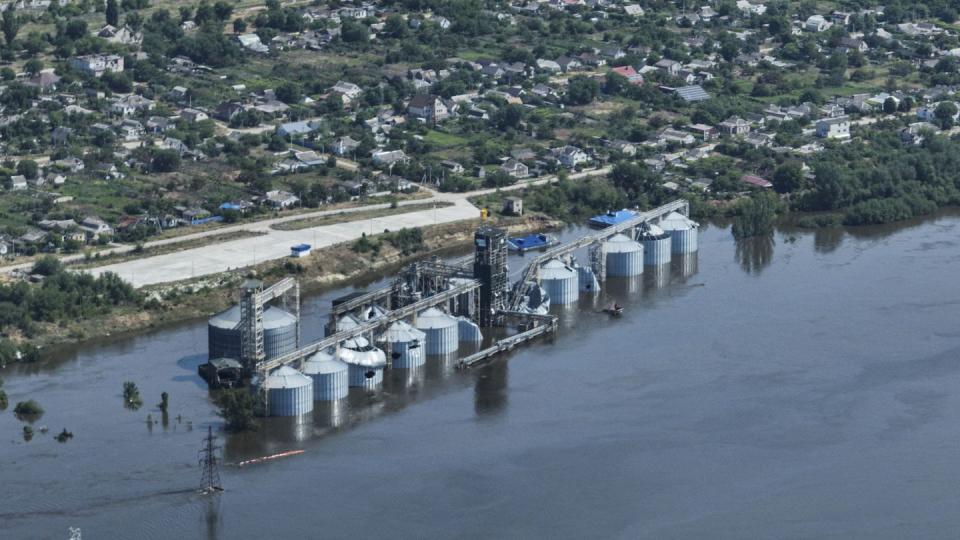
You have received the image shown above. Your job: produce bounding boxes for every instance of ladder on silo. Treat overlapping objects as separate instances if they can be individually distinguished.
[240,286,265,369]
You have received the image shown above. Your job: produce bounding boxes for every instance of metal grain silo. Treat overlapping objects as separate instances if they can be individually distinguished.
[379,321,426,369]
[659,212,699,254]
[416,307,459,355]
[338,343,387,389]
[604,233,643,277]
[263,366,313,417]
[638,224,672,266]
[208,305,298,361]
[577,265,600,293]
[539,259,578,305]
[301,349,349,401]
[458,317,483,343]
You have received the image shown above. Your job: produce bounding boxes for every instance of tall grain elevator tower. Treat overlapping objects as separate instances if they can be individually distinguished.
[473,226,508,327]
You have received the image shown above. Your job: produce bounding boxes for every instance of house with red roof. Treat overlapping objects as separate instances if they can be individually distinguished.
[610,65,644,85]
[741,175,773,189]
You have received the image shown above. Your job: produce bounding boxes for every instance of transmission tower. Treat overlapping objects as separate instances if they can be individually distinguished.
[199,426,223,493]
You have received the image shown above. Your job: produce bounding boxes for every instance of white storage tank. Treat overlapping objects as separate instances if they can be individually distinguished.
[338,338,387,389]
[659,212,699,254]
[379,321,426,369]
[539,259,578,305]
[638,224,672,266]
[604,233,644,277]
[263,366,313,417]
[301,349,348,401]
[458,317,483,343]
[208,305,298,361]
[416,307,459,355]
[577,265,600,293]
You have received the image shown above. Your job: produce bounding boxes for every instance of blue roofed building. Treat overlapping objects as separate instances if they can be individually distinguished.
[589,209,637,228]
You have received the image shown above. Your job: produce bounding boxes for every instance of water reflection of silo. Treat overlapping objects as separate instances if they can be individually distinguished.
[425,352,460,381]
[551,300,579,330]
[474,360,509,417]
[312,399,349,429]
[671,252,699,280]
[605,275,643,297]
[387,363,426,392]
[262,413,313,443]
[644,263,670,291]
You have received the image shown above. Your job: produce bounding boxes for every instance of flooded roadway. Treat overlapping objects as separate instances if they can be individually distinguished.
[2,215,960,539]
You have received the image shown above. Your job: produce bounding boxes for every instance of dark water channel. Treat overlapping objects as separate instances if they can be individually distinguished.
[2,214,960,539]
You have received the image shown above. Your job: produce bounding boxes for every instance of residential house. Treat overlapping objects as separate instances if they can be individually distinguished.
[805,15,831,32]
[536,59,562,73]
[554,146,589,168]
[556,56,582,72]
[610,65,644,85]
[110,94,155,116]
[54,157,84,172]
[440,160,465,174]
[371,149,408,167]
[407,94,449,123]
[51,126,73,145]
[68,54,124,77]
[214,102,245,122]
[655,59,682,76]
[25,69,60,92]
[9,175,27,190]
[741,175,773,189]
[146,116,175,133]
[718,116,751,135]
[277,120,319,138]
[237,33,269,53]
[815,116,851,139]
[687,123,718,141]
[264,190,300,208]
[119,119,144,141]
[500,159,530,178]
[332,136,361,156]
[330,80,363,102]
[79,216,113,239]
[180,108,208,123]
[97,24,142,45]
[623,4,644,17]
[606,140,637,156]
[839,37,868,53]
[657,128,696,146]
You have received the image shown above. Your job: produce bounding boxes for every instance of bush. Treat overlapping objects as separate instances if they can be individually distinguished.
[216,389,260,432]
[14,399,43,416]
[732,193,779,239]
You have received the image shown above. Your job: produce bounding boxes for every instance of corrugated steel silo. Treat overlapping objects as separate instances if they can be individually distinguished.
[458,317,483,343]
[338,344,386,389]
[301,349,348,401]
[263,366,313,417]
[604,233,644,277]
[577,265,600,293]
[379,321,426,369]
[659,212,699,254]
[208,305,298,361]
[638,224,672,266]
[539,258,578,305]
[416,307,459,355]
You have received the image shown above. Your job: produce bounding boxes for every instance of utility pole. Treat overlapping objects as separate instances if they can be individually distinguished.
[199,426,223,493]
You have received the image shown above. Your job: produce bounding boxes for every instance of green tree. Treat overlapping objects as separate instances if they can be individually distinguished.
[732,192,779,239]
[216,389,260,432]
[23,58,43,76]
[934,101,958,129]
[16,159,38,179]
[152,149,181,172]
[772,161,804,194]
[232,18,246,33]
[565,75,599,105]
[882,97,897,115]
[2,6,19,46]
[14,399,44,416]
[106,0,119,27]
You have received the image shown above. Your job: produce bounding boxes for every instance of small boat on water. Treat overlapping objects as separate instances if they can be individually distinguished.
[508,233,557,253]
[602,302,624,316]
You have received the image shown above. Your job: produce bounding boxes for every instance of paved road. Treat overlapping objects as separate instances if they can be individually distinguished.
[79,167,610,288]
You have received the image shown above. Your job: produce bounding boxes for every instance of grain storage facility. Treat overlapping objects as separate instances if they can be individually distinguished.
[539,259,578,305]
[338,338,387,389]
[415,307,459,355]
[379,321,426,368]
[262,366,314,417]
[208,305,298,362]
[659,212,699,254]
[577,265,600,293]
[458,317,483,343]
[638,224,672,266]
[604,233,644,277]
[301,349,349,401]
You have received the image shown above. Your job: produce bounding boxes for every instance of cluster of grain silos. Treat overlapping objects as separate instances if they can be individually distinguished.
[208,305,298,362]
[458,317,483,344]
[604,233,644,277]
[416,307,459,355]
[577,265,600,293]
[539,259,578,305]
[379,321,426,368]
[301,349,349,401]
[262,366,314,417]
[659,212,699,254]
[638,224,672,266]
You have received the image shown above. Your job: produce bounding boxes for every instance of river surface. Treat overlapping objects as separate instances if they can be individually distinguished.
[2,215,960,539]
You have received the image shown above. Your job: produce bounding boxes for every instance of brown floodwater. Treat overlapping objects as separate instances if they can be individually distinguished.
[2,214,960,539]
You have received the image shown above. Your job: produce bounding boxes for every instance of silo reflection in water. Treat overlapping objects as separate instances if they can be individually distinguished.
[671,252,699,280]
[644,263,670,291]
[387,363,426,391]
[313,399,349,429]
[474,360,509,417]
[605,275,644,297]
[551,300,579,331]
[425,352,460,380]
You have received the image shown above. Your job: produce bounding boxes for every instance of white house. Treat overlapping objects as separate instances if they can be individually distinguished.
[68,54,124,77]
[554,146,589,168]
[407,95,449,123]
[805,15,832,32]
[815,116,851,139]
